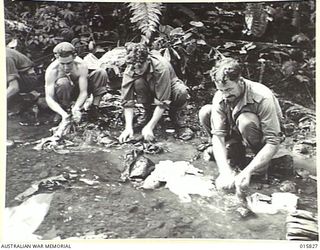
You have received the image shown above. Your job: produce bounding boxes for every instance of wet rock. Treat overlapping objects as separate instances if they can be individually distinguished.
[120,150,155,182]
[269,155,294,178]
[176,127,194,141]
[142,143,163,154]
[279,180,296,192]
[99,136,117,146]
[197,142,211,152]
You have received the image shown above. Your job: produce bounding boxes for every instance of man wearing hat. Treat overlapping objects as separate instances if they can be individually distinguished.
[118,42,189,142]
[6,47,38,100]
[198,57,284,192]
[45,42,108,124]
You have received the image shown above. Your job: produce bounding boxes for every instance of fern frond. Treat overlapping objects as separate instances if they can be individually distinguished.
[245,3,268,38]
[128,2,163,43]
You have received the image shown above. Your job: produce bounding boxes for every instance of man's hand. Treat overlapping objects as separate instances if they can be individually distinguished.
[234,168,252,191]
[141,125,155,141]
[215,169,236,190]
[119,128,134,143]
[72,108,82,123]
[54,114,71,138]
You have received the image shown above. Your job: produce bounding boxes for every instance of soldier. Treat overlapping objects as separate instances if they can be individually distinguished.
[45,42,108,124]
[199,58,283,191]
[119,43,189,142]
[6,47,38,100]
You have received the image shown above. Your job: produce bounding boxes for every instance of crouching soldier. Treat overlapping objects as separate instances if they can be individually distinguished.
[199,58,284,192]
[119,42,189,142]
[45,42,109,124]
[6,47,38,100]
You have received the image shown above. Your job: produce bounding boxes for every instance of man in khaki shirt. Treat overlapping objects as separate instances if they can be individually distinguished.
[199,58,283,192]
[119,43,189,142]
[6,48,38,100]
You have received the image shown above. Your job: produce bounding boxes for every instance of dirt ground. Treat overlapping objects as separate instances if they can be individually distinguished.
[5,93,317,240]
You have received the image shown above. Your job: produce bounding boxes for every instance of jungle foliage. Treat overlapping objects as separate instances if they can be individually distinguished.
[4,1,316,108]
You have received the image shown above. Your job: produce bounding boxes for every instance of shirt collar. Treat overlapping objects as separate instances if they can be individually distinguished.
[125,57,153,78]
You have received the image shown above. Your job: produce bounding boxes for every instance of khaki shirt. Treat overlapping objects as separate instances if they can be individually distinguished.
[211,79,283,145]
[121,51,179,108]
[6,48,34,83]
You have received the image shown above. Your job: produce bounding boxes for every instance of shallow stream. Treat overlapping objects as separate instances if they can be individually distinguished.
[6,117,317,240]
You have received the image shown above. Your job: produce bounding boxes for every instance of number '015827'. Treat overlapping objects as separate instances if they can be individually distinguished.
[300,244,318,248]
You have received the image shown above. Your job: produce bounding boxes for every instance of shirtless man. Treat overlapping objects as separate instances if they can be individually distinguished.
[45,42,108,124]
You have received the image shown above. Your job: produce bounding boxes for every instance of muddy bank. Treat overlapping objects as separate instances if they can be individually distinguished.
[6,111,317,240]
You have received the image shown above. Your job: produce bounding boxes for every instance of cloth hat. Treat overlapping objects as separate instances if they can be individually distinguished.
[53,42,76,57]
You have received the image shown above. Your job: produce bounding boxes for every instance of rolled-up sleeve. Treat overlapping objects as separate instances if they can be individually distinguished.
[121,72,136,108]
[211,93,228,137]
[153,66,172,109]
[258,96,282,145]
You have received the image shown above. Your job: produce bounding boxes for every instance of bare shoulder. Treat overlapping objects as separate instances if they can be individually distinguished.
[75,57,89,75]
[45,60,59,83]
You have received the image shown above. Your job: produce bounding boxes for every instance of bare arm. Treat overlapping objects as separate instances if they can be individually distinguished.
[118,107,135,143]
[73,64,88,111]
[141,106,165,141]
[211,134,236,190]
[211,134,233,175]
[124,107,134,130]
[235,143,279,190]
[247,143,278,174]
[146,106,165,131]
[45,69,69,119]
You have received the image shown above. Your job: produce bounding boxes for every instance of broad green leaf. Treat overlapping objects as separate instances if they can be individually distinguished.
[164,48,171,61]
[171,48,181,60]
[190,21,204,27]
[183,32,193,41]
[170,27,184,36]
[223,42,237,48]
[197,39,206,45]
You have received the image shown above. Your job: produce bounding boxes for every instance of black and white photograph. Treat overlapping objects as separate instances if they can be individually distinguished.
[3,0,317,246]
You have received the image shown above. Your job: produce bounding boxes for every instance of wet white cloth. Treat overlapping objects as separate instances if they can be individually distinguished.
[142,160,216,202]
